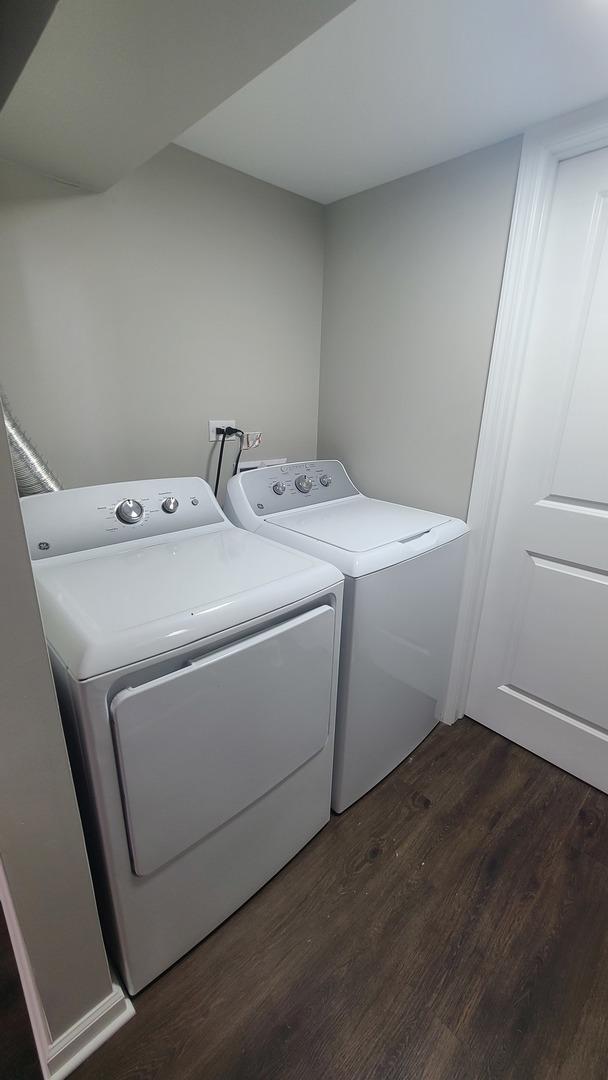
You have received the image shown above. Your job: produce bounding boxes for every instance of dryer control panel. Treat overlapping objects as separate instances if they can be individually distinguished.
[22,477,224,560]
[233,460,359,518]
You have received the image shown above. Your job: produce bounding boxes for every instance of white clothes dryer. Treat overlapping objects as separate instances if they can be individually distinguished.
[21,477,343,993]
[226,460,468,813]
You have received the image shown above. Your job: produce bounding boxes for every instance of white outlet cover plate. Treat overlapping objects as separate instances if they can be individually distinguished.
[208,419,237,442]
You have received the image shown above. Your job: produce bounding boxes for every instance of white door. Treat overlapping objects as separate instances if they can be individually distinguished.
[467,144,608,790]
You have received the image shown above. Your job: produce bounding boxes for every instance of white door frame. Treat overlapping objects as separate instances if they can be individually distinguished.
[443,96,608,725]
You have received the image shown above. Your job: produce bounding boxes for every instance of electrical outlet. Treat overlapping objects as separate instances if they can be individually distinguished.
[208,419,237,442]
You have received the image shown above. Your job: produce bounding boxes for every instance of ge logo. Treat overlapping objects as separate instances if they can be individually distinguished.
[38,541,50,551]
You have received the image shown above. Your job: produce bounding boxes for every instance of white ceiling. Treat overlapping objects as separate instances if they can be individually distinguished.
[176,0,608,204]
[0,0,353,190]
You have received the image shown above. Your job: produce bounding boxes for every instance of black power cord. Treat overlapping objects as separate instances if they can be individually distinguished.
[233,433,245,477]
[213,426,243,497]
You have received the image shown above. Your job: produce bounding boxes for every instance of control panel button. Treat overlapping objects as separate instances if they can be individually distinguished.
[295,474,313,494]
[116,499,144,524]
[319,474,332,487]
[272,482,286,495]
[161,496,179,514]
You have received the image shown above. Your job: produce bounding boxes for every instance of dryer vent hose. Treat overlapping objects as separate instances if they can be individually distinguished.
[1,390,62,496]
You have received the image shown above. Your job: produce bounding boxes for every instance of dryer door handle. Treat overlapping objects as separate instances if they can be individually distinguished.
[186,605,333,671]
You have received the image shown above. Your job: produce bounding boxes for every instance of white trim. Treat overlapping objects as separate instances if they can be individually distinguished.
[0,856,133,1080]
[443,96,608,724]
[0,858,51,1078]
[47,981,134,1080]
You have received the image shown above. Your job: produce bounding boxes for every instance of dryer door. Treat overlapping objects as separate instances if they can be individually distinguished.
[111,605,335,876]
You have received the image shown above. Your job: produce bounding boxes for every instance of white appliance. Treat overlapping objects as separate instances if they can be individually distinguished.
[226,460,468,812]
[21,477,343,994]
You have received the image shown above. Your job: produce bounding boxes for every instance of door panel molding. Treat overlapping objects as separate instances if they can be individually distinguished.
[444,96,608,724]
[502,685,608,737]
[526,551,608,581]
[489,684,608,794]
[537,495,608,515]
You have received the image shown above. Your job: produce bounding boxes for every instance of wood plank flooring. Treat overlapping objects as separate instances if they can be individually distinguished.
[75,719,608,1080]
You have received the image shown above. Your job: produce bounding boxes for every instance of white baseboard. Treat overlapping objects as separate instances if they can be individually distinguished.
[1,860,134,1080]
[0,859,52,1078]
[47,981,134,1080]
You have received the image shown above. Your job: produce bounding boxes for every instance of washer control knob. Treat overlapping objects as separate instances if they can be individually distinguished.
[319,474,332,487]
[161,496,179,514]
[272,482,286,495]
[116,499,144,524]
[295,474,313,494]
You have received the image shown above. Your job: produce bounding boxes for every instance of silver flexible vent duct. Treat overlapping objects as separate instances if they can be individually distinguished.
[1,391,62,496]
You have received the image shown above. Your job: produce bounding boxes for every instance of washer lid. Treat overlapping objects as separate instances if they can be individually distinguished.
[33,526,341,679]
[270,498,450,552]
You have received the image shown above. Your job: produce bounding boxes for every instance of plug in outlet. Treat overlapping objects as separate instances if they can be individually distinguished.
[208,419,237,442]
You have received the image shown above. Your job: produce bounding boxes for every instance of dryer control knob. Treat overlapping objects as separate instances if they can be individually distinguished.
[272,482,286,495]
[116,499,144,524]
[319,474,332,487]
[295,474,313,494]
[161,496,179,514]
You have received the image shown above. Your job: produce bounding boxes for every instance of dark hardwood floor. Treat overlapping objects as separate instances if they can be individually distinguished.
[75,719,608,1080]
[0,903,40,1080]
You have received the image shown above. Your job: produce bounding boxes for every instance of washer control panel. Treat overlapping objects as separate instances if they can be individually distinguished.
[22,477,223,560]
[239,460,359,517]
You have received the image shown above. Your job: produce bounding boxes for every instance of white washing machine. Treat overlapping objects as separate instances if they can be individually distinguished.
[226,460,468,813]
[21,477,343,993]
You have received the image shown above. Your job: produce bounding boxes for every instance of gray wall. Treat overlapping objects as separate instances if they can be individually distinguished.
[318,137,522,519]
[0,144,324,491]
[0,418,113,1038]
